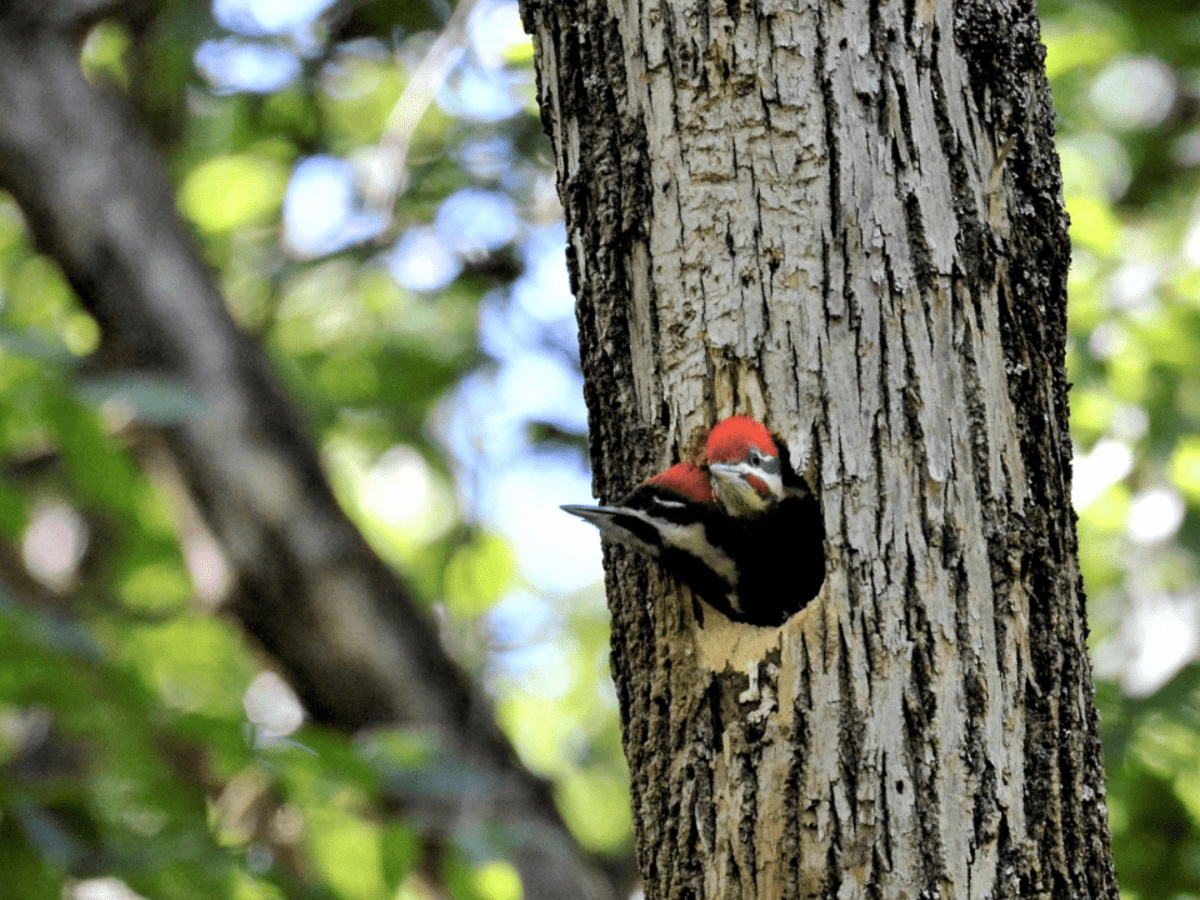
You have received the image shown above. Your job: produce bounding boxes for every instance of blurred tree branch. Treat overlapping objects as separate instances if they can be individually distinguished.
[0,5,624,898]
[362,0,482,218]
[3,0,143,36]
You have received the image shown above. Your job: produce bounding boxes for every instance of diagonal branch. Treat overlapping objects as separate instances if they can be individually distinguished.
[361,0,482,218]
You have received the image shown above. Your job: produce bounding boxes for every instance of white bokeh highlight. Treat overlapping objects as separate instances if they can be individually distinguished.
[388,227,463,293]
[244,670,305,737]
[469,0,530,69]
[1072,438,1134,510]
[213,0,336,36]
[1127,487,1186,545]
[1116,595,1198,697]
[195,38,301,94]
[283,156,388,257]
[22,502,88,592]
[1091,56,1176,131]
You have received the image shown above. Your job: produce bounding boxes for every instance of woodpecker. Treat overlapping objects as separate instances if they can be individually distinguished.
[704,414,807,516]
[562,418,826,628]
[703,415,826,620]
[561,463,747,624]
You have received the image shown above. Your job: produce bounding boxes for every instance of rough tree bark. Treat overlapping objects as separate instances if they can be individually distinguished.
[0,4,625,899]
[521,0,1119,897]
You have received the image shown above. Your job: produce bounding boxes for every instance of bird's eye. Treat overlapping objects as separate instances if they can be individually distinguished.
[748,447,762,464]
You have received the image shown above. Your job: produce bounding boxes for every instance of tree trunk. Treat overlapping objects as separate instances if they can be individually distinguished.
[521,0,1120,897]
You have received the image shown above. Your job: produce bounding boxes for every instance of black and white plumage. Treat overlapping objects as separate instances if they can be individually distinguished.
[563,421,826,628]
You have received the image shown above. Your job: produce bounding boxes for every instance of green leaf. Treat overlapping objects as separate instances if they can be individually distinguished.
[380,823,421,895]
[468,860,523,900]
[119,561,192,614]
[179,154,289,233]
[443,535,515,617]
[0,477,27,538]
[42,390,137,515]
[1171,437,1200,504]
[0,812,62,899]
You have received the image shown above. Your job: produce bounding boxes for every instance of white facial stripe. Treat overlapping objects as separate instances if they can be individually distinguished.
[710,462,783,498]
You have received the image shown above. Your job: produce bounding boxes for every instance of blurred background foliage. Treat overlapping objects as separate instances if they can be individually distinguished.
[0,0,1195,897]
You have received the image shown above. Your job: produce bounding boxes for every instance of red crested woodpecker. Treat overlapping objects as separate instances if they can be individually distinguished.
[703,416,826,622]
[562,417,826,628]
[561,463,743,624]
[704,414,809,515]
